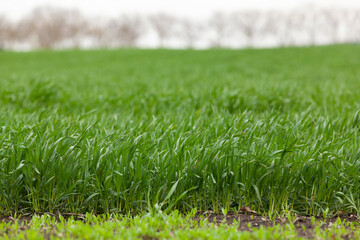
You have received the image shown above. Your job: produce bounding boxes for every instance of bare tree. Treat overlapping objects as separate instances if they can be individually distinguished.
[178,19,203,48]
[208,12,231,48]
[284,11,307,46]
[19,6,87,49]
[86,19,112,48]
[299,6,320,46]
[259,11,283,46]
[267,11,306,46]
[353,10,360,42]
[12,17,34,48]
[318,8,345,43]
[231,10,264,48]
[62,10,88,48]
[0,15,10,49]
[149,13,176,47]
[344,9,360,43]
[21,6,64,48]
[109,14,145,47]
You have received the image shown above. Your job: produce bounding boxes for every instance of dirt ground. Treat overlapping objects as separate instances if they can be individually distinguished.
[194,209,360,239]
[1,210,359,239]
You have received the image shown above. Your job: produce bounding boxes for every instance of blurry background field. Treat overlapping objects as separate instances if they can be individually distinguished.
[1,45,360,215]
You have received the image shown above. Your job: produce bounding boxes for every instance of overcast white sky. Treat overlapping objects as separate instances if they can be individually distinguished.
[1,0,360,20]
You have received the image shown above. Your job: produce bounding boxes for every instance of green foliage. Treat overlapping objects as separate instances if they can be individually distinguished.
[0,45,360,215]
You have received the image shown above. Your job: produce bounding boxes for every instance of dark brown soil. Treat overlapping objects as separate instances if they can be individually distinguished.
[194,210,360,239]
[1,211,359,239]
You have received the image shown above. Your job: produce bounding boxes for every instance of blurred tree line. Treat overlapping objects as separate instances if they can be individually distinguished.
[0,5,359,50]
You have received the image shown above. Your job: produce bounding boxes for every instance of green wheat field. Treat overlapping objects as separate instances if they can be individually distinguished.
[1,45,360,239]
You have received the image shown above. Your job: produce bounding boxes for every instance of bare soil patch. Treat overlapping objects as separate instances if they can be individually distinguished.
[1,211,359,239]
[194,210,360,239]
